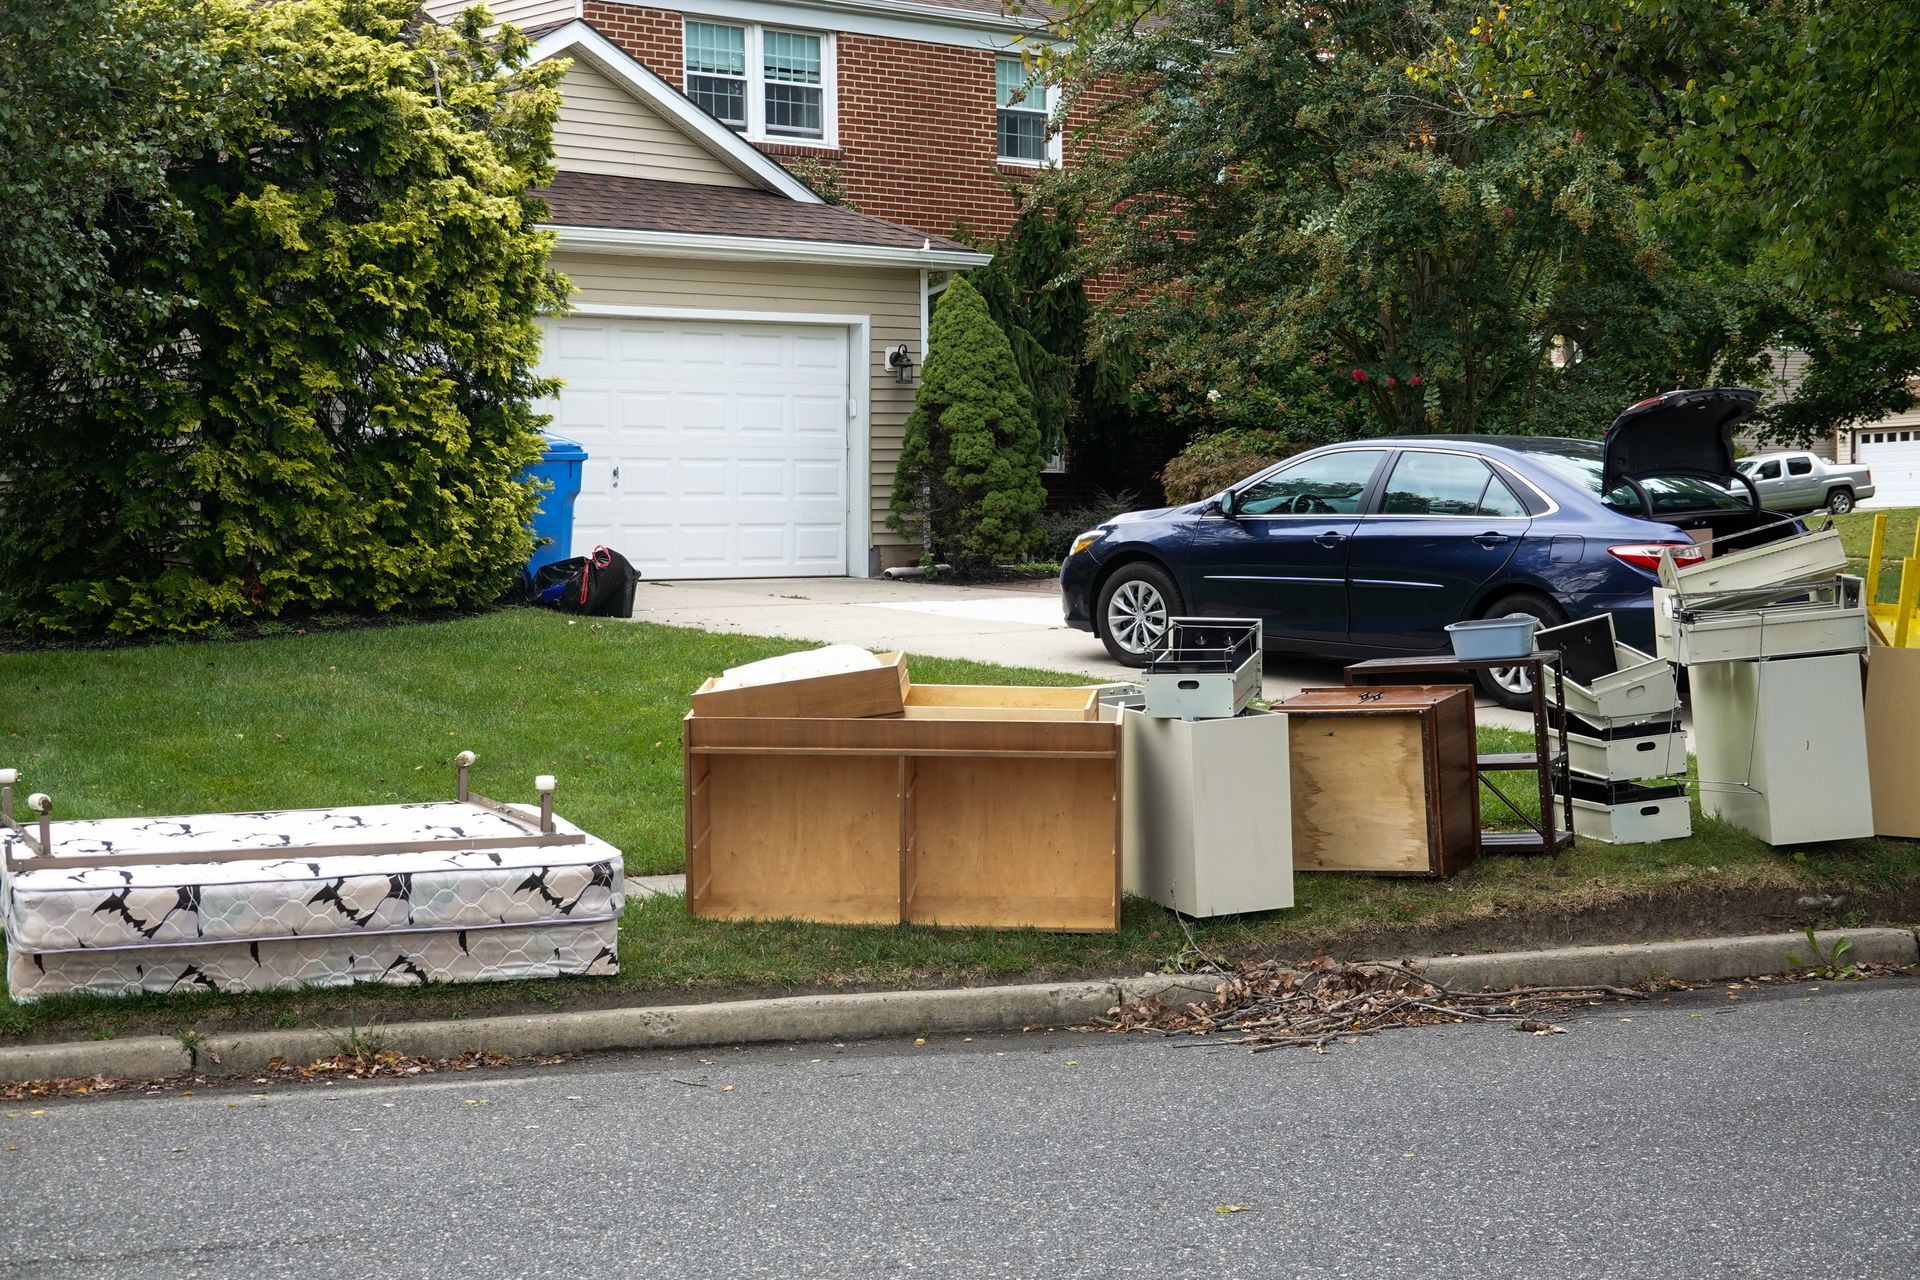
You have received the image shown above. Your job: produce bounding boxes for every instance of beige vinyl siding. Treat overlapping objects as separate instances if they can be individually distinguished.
[552,251,924,560]
[421,0,577,30]
[553,61,752,188]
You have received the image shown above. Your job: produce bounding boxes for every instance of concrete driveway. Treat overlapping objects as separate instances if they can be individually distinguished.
[630,576,1538,729]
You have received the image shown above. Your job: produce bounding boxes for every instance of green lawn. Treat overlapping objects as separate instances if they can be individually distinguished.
[2,609,1915,1046]
[1832,506,1919,604]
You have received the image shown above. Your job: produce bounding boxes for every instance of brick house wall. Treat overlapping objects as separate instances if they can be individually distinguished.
[579,1,1061,243]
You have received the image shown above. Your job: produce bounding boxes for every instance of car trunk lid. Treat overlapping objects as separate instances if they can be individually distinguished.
[1602,388,1760,494]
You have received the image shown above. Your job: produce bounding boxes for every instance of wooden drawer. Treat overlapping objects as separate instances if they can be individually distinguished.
[1280,686,1479,878]
[690,651,909,719]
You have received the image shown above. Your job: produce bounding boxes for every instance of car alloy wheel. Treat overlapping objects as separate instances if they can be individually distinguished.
[1828,489,1855,515]
[1106,579,1169,657]
[1485,609,1543,698]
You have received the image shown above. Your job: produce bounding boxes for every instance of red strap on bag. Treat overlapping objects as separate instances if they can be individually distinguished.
[580,545,614,607]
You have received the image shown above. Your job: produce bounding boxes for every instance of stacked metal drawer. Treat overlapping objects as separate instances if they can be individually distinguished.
[1140,618,1263,720]
[1655,528,1873,845]
[1539,616,1691,843]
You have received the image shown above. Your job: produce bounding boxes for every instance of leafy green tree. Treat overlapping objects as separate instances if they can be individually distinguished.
[0,0,567,636]
[962,197,1090,458]
[888,276,1048,573]
[1426,0,1920,310]
[1060,0,1759,438]
[0,0,231,405]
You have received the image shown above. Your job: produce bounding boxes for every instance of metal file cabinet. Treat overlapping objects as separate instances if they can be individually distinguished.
[1118,707,1293,917]
[1691,653,1875,845]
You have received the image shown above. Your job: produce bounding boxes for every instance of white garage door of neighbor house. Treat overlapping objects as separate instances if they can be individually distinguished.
[537,316,853,578]
[1858,431,1920,508]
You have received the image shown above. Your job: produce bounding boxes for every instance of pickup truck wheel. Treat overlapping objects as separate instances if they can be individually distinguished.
[1826,487,1855,515]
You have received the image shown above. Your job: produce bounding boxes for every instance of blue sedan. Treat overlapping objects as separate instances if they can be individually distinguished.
[1061,389,1798,706]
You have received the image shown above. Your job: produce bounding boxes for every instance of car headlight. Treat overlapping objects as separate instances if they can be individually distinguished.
[1069,530,1107,557]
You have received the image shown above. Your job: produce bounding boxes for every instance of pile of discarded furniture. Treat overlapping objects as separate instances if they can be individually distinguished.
[0,757,623,1001]
[1656,527,1874,844]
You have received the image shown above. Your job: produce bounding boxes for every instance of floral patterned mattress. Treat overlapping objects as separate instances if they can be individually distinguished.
[3,801,624,1001]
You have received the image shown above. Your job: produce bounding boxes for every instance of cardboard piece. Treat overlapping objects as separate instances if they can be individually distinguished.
[1867,640,1920,837]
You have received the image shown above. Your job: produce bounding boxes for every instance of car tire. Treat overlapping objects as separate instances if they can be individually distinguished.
[1473,591,1569,710]
[1826,487,1855,515]
[1096,561,1184,666]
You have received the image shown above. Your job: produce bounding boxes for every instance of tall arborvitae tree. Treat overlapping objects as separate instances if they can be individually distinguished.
[889,276,1048,573]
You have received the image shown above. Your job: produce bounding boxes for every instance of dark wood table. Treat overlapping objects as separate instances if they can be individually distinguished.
[1342,653,1575,856]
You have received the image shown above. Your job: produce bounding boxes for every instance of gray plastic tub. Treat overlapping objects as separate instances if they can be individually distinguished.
[1444,617,1538,660]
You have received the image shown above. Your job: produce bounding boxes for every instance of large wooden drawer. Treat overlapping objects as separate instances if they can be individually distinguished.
[1280,686,1479,878]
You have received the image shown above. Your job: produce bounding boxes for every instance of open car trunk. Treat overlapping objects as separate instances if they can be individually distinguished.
[1603,387,1796,553]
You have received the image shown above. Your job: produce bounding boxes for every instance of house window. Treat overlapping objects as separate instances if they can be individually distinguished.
[684,20,832,143]
[996,58,1051,164]
[685,22,748,127]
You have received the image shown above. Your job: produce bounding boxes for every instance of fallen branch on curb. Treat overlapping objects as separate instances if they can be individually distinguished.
[1100,956,1647,1053]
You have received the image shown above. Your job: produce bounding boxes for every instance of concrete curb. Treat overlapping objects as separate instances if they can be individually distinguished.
[5,928,1913,1085]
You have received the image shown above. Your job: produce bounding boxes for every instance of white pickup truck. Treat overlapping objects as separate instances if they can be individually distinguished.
[1733,451,1876,514]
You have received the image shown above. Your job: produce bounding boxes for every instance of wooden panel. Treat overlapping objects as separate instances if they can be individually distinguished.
[899,685,1099,721]
[685,712,1120,759]
[1868,642,1920,836]
[690,754,902,924]
[691,653,908,719]
[1430,688,1482,876]
[906,757,1119,930]
[1289,716,1431,873]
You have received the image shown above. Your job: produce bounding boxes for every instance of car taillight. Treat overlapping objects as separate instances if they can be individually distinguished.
[1608,543,1705,573]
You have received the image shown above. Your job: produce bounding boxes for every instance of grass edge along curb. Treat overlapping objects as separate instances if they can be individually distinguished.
[4,928,1913,1086]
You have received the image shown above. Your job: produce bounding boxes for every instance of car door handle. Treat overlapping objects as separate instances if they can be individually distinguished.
[1473,532,1510,548]
[1314,531,1346,548]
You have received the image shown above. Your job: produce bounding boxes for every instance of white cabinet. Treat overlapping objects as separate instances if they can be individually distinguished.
[1119,708,1292,918]
[1692,654,1875,844]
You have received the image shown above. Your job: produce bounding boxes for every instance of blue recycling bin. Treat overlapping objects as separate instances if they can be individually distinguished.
[523,434,587,580]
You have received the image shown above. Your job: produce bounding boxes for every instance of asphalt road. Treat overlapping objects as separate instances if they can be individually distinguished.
[4,979,1916,1279]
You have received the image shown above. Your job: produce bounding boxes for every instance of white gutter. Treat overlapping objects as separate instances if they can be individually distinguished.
[546,224,993,271]
[759,0,1051,35]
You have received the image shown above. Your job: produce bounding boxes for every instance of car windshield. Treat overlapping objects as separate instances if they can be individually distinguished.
[1519,442,1749,514]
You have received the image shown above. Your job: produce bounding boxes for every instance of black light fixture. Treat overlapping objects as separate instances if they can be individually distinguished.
[886,343,916,383]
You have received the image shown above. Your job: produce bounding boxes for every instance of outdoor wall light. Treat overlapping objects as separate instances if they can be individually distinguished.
[887,343,916,383]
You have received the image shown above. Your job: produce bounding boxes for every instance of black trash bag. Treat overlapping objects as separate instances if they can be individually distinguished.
[535,545,639,617]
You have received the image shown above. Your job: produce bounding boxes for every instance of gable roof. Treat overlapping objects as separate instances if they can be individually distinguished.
[540,173,990,269]
[528,21,821,203]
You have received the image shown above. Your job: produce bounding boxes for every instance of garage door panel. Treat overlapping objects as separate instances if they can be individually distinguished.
[538,316,851,578]
[618,392,671,433]
[615,325,670,363]
[677,393,731,435]
[735,393,788,434]
[793,524,844,566]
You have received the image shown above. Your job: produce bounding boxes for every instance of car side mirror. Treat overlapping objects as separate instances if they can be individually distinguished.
[1213,490,1238,518]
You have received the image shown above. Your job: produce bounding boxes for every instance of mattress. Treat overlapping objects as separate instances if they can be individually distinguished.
[3,801,624,1002]
[7,920,619,1001]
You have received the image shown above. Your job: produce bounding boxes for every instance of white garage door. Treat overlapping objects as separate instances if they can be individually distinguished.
[1858,431,1920,508]
[537,315,852,578]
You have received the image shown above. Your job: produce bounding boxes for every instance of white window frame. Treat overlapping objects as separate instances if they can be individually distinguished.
[994,56,1061,168]
[683,17,837,147]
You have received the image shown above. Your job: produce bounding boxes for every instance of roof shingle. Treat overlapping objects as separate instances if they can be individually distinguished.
[536,170,977,253]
